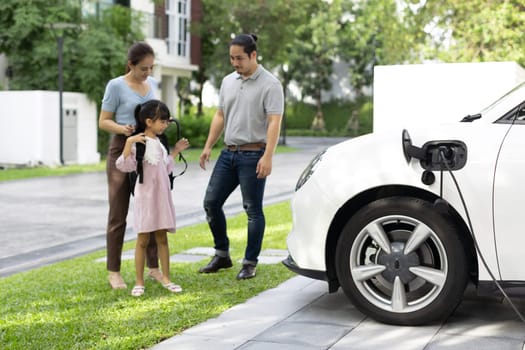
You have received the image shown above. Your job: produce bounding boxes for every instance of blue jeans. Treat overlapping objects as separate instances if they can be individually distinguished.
[203,149,266,265]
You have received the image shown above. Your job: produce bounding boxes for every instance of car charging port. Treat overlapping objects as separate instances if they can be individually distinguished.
[422,141,467,171]
[402,130,467,171]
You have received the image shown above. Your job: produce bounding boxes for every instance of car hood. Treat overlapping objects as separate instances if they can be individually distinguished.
[307,120,507,212]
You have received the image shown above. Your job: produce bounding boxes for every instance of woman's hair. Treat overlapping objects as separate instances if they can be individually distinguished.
[126,41,155,73]
[230,33,258,56]
[134,100,171,133]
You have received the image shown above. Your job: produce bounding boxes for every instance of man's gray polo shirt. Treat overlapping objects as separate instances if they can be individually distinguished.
[219,65,284,145]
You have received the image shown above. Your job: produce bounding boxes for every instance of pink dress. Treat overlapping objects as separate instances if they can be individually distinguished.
[116,136,176,234]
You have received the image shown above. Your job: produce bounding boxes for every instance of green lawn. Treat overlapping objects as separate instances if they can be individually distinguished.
[0,145,296,182]
[0,201,295,350]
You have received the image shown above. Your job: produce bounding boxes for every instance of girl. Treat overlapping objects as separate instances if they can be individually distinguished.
[116,100,190,297]
[99,42,162,289]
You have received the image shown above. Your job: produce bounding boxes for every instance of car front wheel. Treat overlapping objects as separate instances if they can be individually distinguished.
[335,197,469,325]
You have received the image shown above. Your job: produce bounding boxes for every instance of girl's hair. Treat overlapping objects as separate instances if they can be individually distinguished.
[132,100,172,186]
[134,99,171,133]
[230,33,258,56]
[126,41,155,73]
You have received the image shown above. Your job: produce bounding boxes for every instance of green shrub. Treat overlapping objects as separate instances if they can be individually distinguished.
[322,100,354,131]
[284,98,373,136]
[98,129,110,158]
[284,102,316,129]
[358,98,373,135]
[166,111,220,148]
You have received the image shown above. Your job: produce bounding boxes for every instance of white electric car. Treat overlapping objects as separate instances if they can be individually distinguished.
[284,81,525,325]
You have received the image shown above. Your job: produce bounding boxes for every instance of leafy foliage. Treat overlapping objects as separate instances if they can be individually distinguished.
[0,1,143,104]
[287,0,343,130]
[0,0,81,91]
[413,0,525,66]
[339,0,419,93]
[191,0,421,132]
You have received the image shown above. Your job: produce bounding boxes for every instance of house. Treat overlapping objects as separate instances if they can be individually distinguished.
[82,0,202,113]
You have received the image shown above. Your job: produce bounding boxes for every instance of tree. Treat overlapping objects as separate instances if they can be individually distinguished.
[188,0,232,116]
[340,0,414,88]
[287,0,343,131]
[336,0,422,132]
[0,0,143,102]
[0,0,82,92]
[412,0,525,66]
[192,0,309,116]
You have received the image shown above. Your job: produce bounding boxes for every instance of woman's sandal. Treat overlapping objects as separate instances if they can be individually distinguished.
[163,282,183,293]
[108,273,127,289]
[131,285,145,297]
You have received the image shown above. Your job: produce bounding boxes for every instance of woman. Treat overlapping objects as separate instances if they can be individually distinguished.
[99,42,162,289]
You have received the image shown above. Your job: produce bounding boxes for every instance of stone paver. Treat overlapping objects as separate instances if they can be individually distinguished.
[95,247,288,264]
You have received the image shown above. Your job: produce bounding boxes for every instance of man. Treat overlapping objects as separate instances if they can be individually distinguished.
[198,33,284,280]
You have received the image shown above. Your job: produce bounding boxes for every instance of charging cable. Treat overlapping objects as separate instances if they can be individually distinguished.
[439,149,525,323]
[168,118,188,178]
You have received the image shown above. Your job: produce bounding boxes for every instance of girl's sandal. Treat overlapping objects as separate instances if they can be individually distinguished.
[131,286,145,297]
[163,282,183,293]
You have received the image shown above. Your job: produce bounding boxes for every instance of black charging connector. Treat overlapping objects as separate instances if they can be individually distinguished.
[402,130,467,171]
[421,141,467,171]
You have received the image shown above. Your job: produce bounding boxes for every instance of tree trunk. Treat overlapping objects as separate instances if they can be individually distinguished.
[311,88,325,131]
[195,68,207,117]
[346,109,360,136]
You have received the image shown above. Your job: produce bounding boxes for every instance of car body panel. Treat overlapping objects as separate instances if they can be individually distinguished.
[493,123,525,279]
[287,120,525,282]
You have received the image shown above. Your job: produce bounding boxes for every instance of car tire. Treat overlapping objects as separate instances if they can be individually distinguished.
[335,196,469,325]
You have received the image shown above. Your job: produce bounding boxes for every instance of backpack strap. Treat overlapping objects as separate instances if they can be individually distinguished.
[135,142,145,184]
[158,134,174,189]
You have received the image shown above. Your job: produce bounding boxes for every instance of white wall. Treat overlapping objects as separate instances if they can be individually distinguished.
[0,91,100,167]
[63,93,101,165]
[373,62,525,133]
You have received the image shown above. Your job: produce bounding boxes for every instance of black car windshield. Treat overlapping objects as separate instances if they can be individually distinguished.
[467,81,525,122]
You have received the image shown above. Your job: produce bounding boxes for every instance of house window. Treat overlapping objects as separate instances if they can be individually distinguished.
[166,0,190,58]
